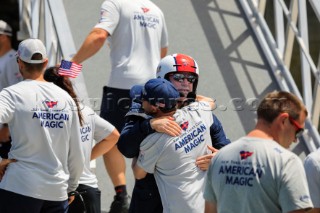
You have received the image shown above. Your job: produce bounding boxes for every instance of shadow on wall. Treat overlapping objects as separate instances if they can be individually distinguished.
[189,0,310,157]
[190,0,279,133]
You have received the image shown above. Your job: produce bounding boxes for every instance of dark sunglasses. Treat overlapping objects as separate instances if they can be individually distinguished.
[170,73,197,83]
[288,116,304,138]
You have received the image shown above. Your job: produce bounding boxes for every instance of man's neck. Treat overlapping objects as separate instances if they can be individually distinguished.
[247,119,275,140]
[22,71,45,81]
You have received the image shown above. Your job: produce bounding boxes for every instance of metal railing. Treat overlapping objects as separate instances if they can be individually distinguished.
[239,0,320,153]
[17,0,89,105]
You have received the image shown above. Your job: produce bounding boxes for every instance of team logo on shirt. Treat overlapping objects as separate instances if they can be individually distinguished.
[44,101,58,108]
[299,195,310,202]
[240,151,253,160]
[141,7,150,13]
[180,121,189,131]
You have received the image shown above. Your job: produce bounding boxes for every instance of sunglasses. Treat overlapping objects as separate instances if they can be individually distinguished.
[288,116,304,138]
[170,73,197,83]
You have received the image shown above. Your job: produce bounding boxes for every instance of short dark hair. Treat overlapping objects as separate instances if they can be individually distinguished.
[21,53,46,71]
[257,91,307,123]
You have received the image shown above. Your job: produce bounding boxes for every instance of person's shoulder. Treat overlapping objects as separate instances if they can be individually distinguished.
[3,80,26,91]
[305,148,320,162]
[141,131,169,146]
[1,49,16,60]
[81,104,97,118]
[46,83,75,101]
[7,49,16,58]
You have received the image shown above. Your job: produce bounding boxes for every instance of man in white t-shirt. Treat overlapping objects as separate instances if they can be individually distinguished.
[204,91,313,213]
[0,20,22,153]
[132,78,215,213]
[0,38,84,213]
[71,1,169,211]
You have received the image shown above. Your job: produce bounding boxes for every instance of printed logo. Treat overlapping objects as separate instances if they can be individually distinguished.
[182,59,188,67]
[141,7,150,13]
[240,151,253,160]
[44,101,58,108]
[299,195,310,202]
[180,121,189,131]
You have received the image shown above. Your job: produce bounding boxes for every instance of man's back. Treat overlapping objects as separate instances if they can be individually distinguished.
[96,0,168,89]
[0,80,83,201]
[138,101,213,213]
[205,137,311,213]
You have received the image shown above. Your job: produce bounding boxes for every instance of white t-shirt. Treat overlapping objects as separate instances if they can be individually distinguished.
[304,148,320,208]
[79,104,115,188]
[137,102,214,213]
[0,49,23,91]
[0,80,84,201]
[204,137,313,213]
[95,0,169,89]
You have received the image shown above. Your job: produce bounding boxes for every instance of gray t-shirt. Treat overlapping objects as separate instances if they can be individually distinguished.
[204,137,313,213]
[138,101,214,213]
[304,148,320,208]
[95,0,169,89]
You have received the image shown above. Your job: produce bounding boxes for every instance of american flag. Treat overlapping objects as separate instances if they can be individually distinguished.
[58,60,82,78]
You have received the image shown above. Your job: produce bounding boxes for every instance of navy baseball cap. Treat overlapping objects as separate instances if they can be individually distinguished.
[142,78,180,110]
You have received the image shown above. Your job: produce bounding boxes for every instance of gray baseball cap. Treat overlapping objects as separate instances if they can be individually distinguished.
[17,38,48,64]
[0,20,12,36]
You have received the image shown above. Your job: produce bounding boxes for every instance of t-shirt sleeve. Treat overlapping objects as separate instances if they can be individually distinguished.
[94,0,120,35]
[93,112,115,142]
[304,153,320,208]
[137,134,162,174]
[0,89,15,123]
[279,155,313,212]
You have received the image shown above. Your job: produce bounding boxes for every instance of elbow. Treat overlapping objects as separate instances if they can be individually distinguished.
[90,29,108,46]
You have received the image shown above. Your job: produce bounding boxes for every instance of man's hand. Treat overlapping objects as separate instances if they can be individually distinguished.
[68,195,75,204]
[195,145,218,171]
[150,116,181,137]
[0,158,17,181]
[196,95,215,109]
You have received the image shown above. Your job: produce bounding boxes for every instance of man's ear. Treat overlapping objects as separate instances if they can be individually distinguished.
[151,105,158,114]
[278,112,289,125]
